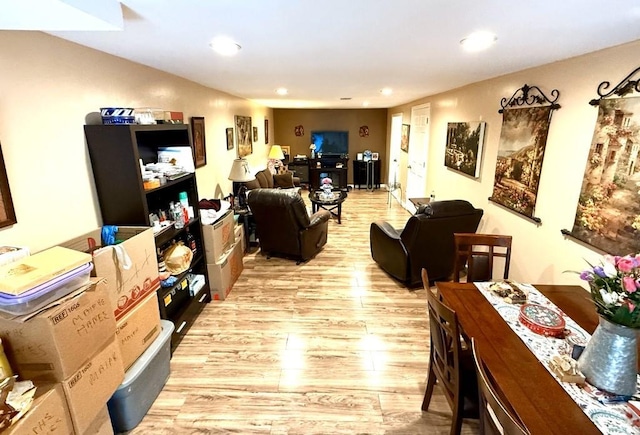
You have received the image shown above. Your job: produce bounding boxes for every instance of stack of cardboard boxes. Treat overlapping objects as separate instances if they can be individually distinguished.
[203,210,244,301]
[0,226,162,434]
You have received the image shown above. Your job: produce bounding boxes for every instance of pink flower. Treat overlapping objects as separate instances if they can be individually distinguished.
[617,256,636,273]
[623,276,637,293]
[625,300,636,313]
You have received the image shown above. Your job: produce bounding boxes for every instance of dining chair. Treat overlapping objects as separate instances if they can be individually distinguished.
[453,233,512,282]
[421,269,479,435]
[471,338,530,435]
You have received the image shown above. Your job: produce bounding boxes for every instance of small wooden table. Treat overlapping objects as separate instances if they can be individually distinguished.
[409,197,431,208]
[436,282,602,434]
[309,190,347,224]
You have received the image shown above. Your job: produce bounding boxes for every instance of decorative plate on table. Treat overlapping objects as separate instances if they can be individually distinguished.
[518,303,566,337]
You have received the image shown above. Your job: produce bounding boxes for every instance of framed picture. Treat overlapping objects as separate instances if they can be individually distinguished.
[372,152,379,160]
[253,126,258,142]
[281,145,291,160]
[190,117,206,168]
[444,121,486,178]
[0,144,16,229]
[226,127,234,150]
[401,124,410,152]
[235,115,253,157]
[264,119,269,144]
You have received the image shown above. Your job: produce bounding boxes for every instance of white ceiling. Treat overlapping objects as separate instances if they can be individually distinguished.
[22,0,640,108]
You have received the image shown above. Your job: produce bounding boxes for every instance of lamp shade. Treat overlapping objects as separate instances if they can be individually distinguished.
[228,158,255,182]
[268,145,285,160]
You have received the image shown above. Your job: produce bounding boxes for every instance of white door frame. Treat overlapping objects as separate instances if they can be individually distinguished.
[388,113,403,204]
[405,103,431,209]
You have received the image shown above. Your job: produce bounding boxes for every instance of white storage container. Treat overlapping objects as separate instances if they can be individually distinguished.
[0,262,93,317]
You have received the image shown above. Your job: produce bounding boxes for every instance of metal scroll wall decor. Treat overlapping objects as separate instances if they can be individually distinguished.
[489,84,560,223]
[563,66,640,255]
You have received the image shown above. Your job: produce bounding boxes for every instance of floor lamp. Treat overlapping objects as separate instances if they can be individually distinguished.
[228,158,255,209]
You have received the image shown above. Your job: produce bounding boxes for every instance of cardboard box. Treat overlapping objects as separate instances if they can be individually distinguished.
[5,383,73,435]
[116,291,161,371]
[206,241,244,301]
[62,339,124,435]
[83,405,113,435]
[202,210,235,264]
[0,279,116,382]
[235,222,246,253]
[61,227,160,321]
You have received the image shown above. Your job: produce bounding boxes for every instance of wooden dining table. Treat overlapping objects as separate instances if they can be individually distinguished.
[436,282,605,435]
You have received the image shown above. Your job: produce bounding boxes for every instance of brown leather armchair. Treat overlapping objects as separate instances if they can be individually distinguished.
[247,188,330,263]
[370,200,483,287]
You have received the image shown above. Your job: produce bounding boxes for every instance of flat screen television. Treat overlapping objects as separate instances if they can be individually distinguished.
[311,131,348,155]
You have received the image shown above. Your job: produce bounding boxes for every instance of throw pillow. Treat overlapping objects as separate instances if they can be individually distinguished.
[274,172,295,188]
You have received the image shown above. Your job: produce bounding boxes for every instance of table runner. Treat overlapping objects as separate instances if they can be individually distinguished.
[474,282,640,434]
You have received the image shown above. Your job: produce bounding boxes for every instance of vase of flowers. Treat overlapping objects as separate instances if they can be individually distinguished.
[320,177,333,199]
[576,254,640,396]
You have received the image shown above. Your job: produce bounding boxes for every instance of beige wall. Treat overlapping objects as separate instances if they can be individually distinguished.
[0,31,271,252]
[388,39,640,285]
[273,108,388,184]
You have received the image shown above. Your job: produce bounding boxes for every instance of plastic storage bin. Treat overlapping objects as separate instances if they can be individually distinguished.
[0,262,93,317]
[107,319,174,433]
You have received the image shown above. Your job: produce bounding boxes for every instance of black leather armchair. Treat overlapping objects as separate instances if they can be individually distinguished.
[247,188,330,263]
[370,200,483,287]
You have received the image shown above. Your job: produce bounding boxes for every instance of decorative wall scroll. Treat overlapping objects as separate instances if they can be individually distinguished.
[444,121,486,178]
[235,115,252,157]
[563,67,640,255]
[490,84,560,223]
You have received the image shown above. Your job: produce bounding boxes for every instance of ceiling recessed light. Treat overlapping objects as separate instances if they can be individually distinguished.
[209,36,241,56]
[460,31,497,52]
[276,88,288,96]
[381,88,393,96]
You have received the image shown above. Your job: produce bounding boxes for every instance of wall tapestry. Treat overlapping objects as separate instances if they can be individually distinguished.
[490,84,560,223]
[568,96,640,255]
[490,106,552,220]
[235,115,252,157]
[444,121,486,178]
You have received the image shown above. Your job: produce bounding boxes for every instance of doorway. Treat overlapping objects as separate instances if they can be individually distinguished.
[405,103,431,209]
[388,113,403,204]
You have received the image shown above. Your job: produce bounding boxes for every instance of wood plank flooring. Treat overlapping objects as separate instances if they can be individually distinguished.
[130,189,479,434]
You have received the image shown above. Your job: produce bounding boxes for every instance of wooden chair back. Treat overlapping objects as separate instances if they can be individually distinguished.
[425,276,462,410]
[472,339,530,435]
[453,233,512,282]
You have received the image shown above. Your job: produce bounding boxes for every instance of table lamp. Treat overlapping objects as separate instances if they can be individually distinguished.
[228,158,255,209]
[268,144,285,174]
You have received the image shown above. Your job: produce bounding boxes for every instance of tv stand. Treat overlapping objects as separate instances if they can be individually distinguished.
[309,156,349,190]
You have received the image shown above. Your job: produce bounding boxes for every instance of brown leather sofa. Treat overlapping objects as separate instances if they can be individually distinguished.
[245,168,300,190]
[247,188,330,263]
[370,200,483,287]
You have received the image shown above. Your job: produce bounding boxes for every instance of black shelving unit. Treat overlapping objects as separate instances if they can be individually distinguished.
[84,124,211,352]
[353,160,381,189]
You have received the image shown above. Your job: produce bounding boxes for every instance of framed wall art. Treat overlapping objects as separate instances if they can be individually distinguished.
[253,126,258,142]
[401,124,410,152]
[265,119,269,144]
[226,127,234,150]
[190,116,206,168]
[444,121,486,178]
[0,143,16,229]
[235,115,253,157]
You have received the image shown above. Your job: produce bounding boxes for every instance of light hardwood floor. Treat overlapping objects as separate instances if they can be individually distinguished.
[131,189,479,435]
